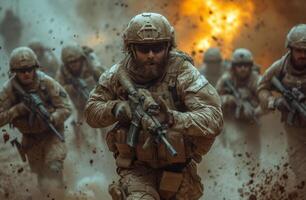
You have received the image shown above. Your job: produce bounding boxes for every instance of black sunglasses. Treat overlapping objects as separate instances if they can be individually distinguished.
[14,66,36,73]
[134,43,167,54]
[232,62,253,68]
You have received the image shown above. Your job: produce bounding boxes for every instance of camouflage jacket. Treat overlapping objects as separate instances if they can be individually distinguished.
[56,61,101,115]
[216,71,261,121]
[85,50,223,166]
[257,52,306,127]
[0,71,71,134]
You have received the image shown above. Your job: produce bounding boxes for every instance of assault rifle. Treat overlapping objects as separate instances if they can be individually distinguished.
[224,79,259,124]
[12,80,65,142]
[118,69,177,157]
[271,76,306,125]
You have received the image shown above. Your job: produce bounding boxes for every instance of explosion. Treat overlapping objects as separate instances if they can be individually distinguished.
[178,0,254,64]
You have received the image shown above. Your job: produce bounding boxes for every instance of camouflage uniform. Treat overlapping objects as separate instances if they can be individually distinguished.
[198,47,228,86]
[85,13,223,200]
[0,47,71,196]
[216,48,261,166]
[28,40,60,78]
[258,24,306,198]
[56,44,102,148]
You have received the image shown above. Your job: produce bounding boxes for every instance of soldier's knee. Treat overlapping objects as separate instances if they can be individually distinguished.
[109,182,159,200]
[127,192,156,200]
[48,160,63,174]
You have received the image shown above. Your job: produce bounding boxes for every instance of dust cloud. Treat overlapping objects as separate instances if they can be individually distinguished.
[0,0,305,199]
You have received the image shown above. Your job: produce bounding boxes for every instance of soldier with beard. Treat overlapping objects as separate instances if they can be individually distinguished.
[0,47,71,199]
[56,43,103,149]
[216,48,262,168]
[258,24,306,198]
[28,40,60,78]
[85,13,223,200]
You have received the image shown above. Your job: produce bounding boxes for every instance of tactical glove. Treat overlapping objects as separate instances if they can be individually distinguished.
[112,101,132,123]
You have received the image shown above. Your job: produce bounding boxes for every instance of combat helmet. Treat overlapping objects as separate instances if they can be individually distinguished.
[231,48,253,65]
[203,47,222,63]
[28,40,45,54]
[123,12,176,52]
[61,43,85,64]
[286,24,306,49]
[9,47,39,72]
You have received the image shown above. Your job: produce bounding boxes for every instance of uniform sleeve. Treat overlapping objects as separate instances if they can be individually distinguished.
[85,66,120,128]
[215,74,236,107]
[171,61,223,138]
[257,60,283,110]
[46,77,72,123]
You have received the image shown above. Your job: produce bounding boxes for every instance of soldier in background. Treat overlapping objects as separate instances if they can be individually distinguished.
[85,12,223,200]
[216,48,262,170]
[257,24,306,198]
[198,47,229,86]
[0,9,23,54]
[56,43,103,150]
[0,47,71,198]
[28,40,60,78]
[229,48,261,74]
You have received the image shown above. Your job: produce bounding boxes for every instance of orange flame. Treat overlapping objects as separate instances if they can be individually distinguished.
[177,0,254,65]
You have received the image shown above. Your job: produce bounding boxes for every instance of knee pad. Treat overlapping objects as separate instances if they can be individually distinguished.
[48,160,63,174]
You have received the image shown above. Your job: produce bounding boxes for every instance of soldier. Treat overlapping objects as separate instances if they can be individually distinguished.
[257,24,306,198]
[28,40,60,78]
[85,13,223,200]
[226,48,261,74]
[0,47,71,198]
[216,48,262,168]
[0,9,22,54]
[56,43,103,149]
[198,47,229,86]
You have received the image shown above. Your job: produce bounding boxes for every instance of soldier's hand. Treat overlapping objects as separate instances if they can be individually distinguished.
[141,114,155,132]
[9,103,28,120]
[242,103,254,120]
[157,96,174,126]
[274,97,290,112]
[50,112,61,127]
[112,101,132,123]
[222,95,236,108]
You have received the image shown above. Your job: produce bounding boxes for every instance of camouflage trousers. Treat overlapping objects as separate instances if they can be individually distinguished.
[109,161,203,200]
[284,125,306,198]
[22,131,67,196]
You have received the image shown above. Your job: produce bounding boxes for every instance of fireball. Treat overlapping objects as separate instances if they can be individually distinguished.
[178,0,254,64]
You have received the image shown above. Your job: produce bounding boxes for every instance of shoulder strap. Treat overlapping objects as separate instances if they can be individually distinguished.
[167,52,192,111]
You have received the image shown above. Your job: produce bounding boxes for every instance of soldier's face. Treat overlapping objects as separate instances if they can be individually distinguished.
[15,67,35,85]
[133,42,168,80]
[291,48,306,70]
[233,63,252,80]
[67,59,83,76]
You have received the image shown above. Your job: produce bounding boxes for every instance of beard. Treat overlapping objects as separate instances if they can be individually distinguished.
[129,56,167,84]
[291,56,306,70]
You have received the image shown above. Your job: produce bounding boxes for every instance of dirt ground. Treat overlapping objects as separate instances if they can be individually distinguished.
[0,112,303,200]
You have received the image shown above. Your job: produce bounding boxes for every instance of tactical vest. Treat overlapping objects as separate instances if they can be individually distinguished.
[106,52,211,169]
[278,54,306,126]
